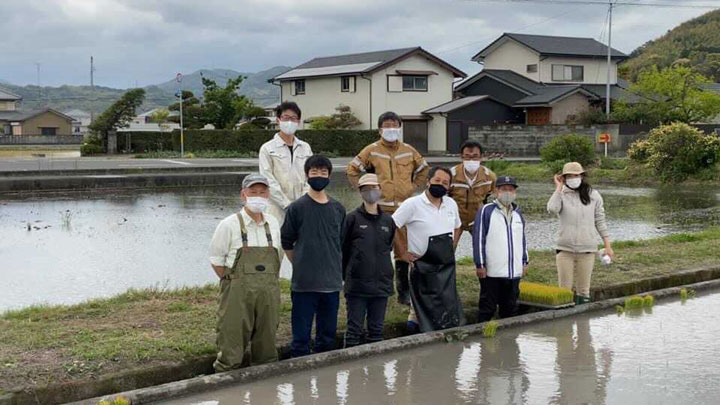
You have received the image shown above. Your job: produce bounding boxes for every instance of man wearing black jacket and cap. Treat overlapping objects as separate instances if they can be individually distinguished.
[341,174,396,347]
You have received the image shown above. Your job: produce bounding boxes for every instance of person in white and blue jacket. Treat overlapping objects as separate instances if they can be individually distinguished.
[472,176,529,322]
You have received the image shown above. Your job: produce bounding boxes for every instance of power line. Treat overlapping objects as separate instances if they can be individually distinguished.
[470,0,719,8]
[436,7,582,55]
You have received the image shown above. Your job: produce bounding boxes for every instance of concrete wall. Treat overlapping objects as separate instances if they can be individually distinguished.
[482,40,540,82]
[468,124,623,156]
[551,93,591,124]
[22,112,73,135]
[539,56,618,85]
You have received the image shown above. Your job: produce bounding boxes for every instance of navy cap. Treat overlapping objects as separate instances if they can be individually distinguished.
[496,176,518,188]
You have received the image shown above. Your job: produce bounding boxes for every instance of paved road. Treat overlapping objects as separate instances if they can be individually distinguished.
[0,156,539,173]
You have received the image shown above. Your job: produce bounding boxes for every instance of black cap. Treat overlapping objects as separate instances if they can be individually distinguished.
[496,176,518,188]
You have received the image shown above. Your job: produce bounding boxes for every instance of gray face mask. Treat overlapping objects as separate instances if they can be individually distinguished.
[361,189,382,204]
[497,192,516,206]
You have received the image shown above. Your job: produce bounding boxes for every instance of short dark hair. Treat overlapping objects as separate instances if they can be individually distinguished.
[428,166,452,181]
[276,101,302,119]
[304,154,333,176]
[460,139,484,154]
[377,111,402,128]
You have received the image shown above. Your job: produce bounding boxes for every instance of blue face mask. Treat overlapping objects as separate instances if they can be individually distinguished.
[308,176,329,191]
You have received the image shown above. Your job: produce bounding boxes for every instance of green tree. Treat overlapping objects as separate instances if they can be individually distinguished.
[308,104,362,129]
[614,66,720,125]
[202,75,252,129]
[150,108,170,132]
[88,88,145,148]
[168,91,205,129]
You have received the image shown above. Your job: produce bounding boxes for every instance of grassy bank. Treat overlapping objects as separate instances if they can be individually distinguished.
[2,227,720,392]
[484,158,720,185]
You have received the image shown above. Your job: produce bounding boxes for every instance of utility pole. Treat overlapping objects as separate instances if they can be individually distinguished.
[176,73,184,158]
[90,56,96,124]
[605,0,613,118]
[35,63,41,105]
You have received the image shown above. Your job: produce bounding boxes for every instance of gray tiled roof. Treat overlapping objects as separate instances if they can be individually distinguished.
[481,69,546,94]
[273,47,465,81]
[0,108,74,122]
[294,48,419,69]
[513,85,597,106]
[423,96,492,114]
[506,33,626,58]
[581,84,645,103]
[0,87,21,101]
[473,33,626,61]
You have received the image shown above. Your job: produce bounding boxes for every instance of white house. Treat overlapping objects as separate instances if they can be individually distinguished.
[447,33,635,130]
[270,47,466,154]
[471,33,626,86]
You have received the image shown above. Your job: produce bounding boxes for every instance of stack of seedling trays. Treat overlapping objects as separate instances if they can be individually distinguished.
[518,281,575,309]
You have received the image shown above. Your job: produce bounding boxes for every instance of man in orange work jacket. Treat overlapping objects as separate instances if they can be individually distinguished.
[346,111,429,306]
[449,139,496,233]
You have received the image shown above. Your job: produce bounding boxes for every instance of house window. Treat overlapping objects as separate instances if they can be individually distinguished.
[294,80,305,95]
[341,76,351,92]
[552,65,584,81]
[527,64,538,73]
[40,127,57,136]
[402,76,428,91]
[2,124,10,135]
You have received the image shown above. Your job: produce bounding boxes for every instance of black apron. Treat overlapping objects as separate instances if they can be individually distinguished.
[409,232,466,332]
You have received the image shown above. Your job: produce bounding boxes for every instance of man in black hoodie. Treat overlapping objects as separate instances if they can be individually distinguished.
[341,173,396,347]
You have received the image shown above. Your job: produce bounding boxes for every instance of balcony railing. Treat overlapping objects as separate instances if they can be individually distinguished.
[0,135,84,145]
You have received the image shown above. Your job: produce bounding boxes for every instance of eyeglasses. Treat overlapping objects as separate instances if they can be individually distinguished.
[280,115,300,122]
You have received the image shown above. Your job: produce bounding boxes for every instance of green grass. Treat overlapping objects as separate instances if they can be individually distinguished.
[2,227,720,391]
[482,321,499,338]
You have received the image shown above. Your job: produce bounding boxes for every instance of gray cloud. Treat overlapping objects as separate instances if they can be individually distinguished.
[0,0,712,87]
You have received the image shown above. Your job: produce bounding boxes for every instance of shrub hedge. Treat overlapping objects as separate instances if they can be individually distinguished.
[117,129,380,156]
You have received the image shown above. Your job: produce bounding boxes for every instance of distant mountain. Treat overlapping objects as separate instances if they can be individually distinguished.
[3,65,291,115]
[155,66,291,107]
[621,9,720,82]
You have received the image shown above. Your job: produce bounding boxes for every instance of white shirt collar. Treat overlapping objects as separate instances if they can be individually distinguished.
[240,207,267,227]
[421,190,446,207]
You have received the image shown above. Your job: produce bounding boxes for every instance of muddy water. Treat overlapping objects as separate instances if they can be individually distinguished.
[1,179,718,311]
[159,291,720,405]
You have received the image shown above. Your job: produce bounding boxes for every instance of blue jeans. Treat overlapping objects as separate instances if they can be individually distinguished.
[290,291,340,357]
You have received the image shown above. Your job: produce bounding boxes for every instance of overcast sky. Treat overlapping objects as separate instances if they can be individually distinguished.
[0,0,713,88]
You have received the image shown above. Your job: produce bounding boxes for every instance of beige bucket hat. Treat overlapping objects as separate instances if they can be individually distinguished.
[562,162,585,175]
[358,173,380,187]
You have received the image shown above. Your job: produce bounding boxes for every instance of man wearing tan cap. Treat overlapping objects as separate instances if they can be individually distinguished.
[341,173,396,347]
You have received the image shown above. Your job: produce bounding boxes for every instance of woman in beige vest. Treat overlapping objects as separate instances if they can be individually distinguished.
[547,162,614,304]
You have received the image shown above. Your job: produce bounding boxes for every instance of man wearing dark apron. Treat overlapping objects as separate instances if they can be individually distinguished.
[392,166,465,332]
[209,173,283,371]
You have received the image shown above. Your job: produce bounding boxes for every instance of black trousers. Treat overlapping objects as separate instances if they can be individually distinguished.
[477,277,521,322]
[344,295,388,347]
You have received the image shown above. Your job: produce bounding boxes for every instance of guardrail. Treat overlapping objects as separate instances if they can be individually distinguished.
[0,135,84,145]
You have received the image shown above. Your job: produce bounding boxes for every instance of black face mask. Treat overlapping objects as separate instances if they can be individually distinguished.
[428,184,447,198]
[308,176,330,191]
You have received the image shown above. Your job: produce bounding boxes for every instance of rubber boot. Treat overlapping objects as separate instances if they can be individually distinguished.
[575,294,591,305]
[395,260,411,306]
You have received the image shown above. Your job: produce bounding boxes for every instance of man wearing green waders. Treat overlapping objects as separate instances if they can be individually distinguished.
[209,173,283,371]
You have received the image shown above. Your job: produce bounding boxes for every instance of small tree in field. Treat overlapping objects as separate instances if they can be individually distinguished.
[614,66,720,125]
[309,104,362,129]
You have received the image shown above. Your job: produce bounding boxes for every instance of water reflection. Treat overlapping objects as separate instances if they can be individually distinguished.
[160,293,720,405]
[2,181,718,311]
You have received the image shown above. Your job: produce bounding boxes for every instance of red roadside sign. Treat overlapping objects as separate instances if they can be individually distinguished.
[597,133,611,143]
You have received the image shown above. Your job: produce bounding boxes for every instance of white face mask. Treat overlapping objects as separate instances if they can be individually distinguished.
[381,128,402,142]
[497,192,516,206]
[279,120,299,135]
[245,196,268,213]
[565,177,582,189]
[463,160,480,174]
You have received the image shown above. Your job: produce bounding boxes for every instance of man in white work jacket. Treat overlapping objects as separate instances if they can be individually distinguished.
[259,101,313,279]
[259,101,313,225]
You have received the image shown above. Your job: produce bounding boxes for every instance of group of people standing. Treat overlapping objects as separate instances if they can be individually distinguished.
[208,101,614,372]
